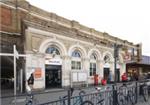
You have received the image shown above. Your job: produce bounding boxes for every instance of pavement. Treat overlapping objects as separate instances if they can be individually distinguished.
[1,85,109,105]
[1,84,150,105]
[136,97,150,105]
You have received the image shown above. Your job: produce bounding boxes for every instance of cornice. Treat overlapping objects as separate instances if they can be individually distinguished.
[0,0,140,49]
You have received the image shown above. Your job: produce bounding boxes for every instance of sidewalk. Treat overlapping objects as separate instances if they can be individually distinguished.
[1,84,150,105]
[136,98,150,105]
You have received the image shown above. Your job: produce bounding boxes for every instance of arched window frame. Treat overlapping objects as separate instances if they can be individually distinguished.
[104,55,110,63]
[45,46,61,57]
[89,53,97,76]
[71,50,82,70]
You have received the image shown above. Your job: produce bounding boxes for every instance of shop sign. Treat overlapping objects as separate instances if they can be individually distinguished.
[45,58,62,65]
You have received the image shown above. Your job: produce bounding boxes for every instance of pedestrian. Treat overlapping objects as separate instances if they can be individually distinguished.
[121,73,127,82]
[27,73,34,90]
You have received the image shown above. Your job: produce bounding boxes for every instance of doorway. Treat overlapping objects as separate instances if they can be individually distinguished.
[1,56,14,90]
[45,65,61,88]
[103,68,110,81]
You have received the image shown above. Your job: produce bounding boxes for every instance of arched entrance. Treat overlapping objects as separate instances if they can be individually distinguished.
[39,39,67,88]
[103,55,111,82]
[45,46,62,88]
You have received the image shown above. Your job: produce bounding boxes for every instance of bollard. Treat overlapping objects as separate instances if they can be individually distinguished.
[135,82,138,104]
[112,84,117,105]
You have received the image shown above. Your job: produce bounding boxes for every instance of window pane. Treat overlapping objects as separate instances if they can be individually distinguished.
[71,61,75,69]
[90,63,96,76]
[94,63,96,68]
[72,50,81,58]
[90,71,92,76]
[79,62,81,69]
[71,61,81,70]
[104,55,110,63]
[90,53,97,60]
[93,68,96,75]
[46,47,60,55]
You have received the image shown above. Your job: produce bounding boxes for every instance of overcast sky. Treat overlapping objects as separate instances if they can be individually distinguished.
[26,0,150,56]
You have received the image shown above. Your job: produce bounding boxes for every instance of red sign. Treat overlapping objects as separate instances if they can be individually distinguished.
[34,68,42,78]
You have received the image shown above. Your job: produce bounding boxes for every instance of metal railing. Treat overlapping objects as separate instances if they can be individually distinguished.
[1,79,150,105]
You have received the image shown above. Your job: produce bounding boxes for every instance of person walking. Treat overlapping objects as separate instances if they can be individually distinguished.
[27,73,34,90]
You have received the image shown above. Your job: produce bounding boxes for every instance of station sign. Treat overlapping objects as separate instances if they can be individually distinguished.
[45,58,62,65]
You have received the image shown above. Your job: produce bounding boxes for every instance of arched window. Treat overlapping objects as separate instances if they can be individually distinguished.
[71,50,81,70]
[90,53,97,76]
[90,53,97,60]
[46,46,60,55]
[72,50,81,58]
[104,55,110,63]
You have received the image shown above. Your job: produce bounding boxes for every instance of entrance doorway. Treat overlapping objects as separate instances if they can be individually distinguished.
[1,56,14,90]
[45,65,61,88]
[103,68,110,81]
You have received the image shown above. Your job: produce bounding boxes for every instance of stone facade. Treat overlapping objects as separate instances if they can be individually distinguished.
[0,0,142,90]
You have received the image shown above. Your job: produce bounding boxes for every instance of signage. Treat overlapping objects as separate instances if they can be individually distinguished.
[117,64,120,69]
[103,63,110,68]
[34,68,42,78]
[45,58,62,65]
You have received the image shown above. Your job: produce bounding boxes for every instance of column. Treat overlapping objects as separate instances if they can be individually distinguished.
[82,58,90,84]
[62,56,71,87]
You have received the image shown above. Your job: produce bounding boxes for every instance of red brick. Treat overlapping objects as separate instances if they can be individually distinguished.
[1,7,12,25]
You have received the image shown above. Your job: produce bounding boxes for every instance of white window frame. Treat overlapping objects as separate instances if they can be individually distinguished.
[89,53,97,76]
[71,57,82,70]
[89,60,97,76]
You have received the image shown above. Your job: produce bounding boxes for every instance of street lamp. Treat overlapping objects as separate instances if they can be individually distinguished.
[114,43,122,83]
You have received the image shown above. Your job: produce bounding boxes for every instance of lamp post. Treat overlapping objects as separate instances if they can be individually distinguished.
[114,43,122,83]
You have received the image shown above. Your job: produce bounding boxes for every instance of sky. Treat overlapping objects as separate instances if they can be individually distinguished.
[26,0,150,56]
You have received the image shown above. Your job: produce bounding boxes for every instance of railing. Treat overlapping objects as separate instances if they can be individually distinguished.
[1,79,150,105]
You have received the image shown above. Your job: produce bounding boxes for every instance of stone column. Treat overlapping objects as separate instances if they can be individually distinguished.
[99,61,104,79]
[82,58,90,83]
[82,58,89,71]
[97,60,102,84]
[26,52,45,90]
[61,56,71,87]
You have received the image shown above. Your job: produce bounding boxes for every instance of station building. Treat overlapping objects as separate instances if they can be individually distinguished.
[0,0,142,91]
